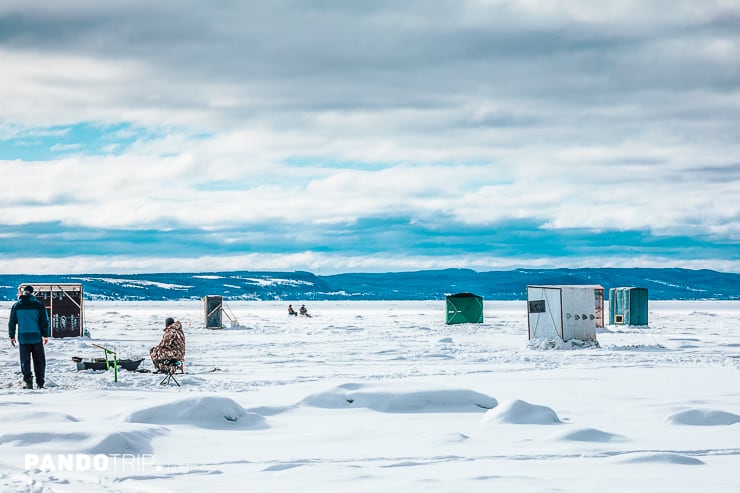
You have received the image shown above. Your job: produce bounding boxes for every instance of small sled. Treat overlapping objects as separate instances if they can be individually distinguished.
[72,344,144,383]
[72,356,144,372]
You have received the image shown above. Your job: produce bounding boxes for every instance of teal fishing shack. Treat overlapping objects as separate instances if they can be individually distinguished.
[609,287,648,326]
[445,292,484,324]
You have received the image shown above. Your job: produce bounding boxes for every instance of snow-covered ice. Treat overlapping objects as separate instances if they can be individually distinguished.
[1,300,739,492]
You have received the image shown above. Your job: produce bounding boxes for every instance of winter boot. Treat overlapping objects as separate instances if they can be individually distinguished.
[22,378,33,389]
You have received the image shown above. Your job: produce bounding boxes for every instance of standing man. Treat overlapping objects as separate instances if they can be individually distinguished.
[8,285,50,389]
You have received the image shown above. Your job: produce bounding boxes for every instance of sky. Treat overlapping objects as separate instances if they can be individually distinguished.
[1,0,739,275]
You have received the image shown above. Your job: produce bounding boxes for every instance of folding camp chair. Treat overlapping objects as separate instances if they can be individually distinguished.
[159,358,182,387]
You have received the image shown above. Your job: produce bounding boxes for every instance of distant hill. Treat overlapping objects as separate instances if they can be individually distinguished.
[0,268,738,301]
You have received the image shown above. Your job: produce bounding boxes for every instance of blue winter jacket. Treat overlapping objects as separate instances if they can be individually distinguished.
[8,294,50,344]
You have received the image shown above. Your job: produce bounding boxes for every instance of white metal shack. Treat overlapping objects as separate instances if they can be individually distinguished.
[527,285,604,342]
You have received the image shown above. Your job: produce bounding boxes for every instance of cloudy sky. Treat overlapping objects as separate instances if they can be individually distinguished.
[1,0,739,274]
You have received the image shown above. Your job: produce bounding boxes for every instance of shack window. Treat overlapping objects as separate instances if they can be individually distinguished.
[528,300,546,313]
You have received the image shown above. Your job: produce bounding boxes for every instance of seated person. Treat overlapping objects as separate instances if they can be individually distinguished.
[288,304,297,316]
[299,304,310,317]
[150,317,186,372]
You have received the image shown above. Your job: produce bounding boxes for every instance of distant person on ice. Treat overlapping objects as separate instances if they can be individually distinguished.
[299,304,311,317]
[8,285,50,389]
[288,304,297,316]
[150,317,186,373]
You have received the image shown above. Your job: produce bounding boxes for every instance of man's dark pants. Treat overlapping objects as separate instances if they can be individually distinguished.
[19,343,46,386]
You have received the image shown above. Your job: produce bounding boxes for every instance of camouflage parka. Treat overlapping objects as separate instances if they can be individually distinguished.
[150,320,186,372]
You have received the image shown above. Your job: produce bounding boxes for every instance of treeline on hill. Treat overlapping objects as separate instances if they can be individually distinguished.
[1,268,738,301]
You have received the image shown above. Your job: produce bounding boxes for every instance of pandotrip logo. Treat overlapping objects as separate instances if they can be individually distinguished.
[24,454,188,473]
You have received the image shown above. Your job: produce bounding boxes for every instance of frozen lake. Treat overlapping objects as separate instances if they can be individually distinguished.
[1,300,739,492]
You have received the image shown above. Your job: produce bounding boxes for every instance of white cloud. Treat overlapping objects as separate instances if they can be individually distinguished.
[1,1,738,271]
[0,251,738,276]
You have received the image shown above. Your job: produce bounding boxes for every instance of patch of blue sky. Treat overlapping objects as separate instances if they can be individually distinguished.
[282,156,396,170]
[0,222,215,258]
[0,122,150,161]
[281,157,505,175]
[192,180,249,192]
[306,217,739,261]
[1,219,736,264]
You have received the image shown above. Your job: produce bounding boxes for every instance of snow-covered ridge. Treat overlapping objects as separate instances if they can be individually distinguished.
[234,276,315,287]
[1,268,739,301]
[73,277,193,291]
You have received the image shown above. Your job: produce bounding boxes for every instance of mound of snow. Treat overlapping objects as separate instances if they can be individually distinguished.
[603,344,668,352]
[527,338,599,350]
[0,431,90,447]
[83,428,167,455]
[483,399,561,424]
[666,409,740,426]
[262,463,305,472]
[551,427,627,442]
[619,452,704,465]
[689,311,717,317]
[300,383,497,413]
[3,411,79,422]
[123,396,269,430]
[433,432,471,445]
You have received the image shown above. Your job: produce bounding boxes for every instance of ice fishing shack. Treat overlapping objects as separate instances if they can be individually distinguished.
[609,287,648,326]
[445,292,484,324]
[526,285,604,342]
[18,283,84,338]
